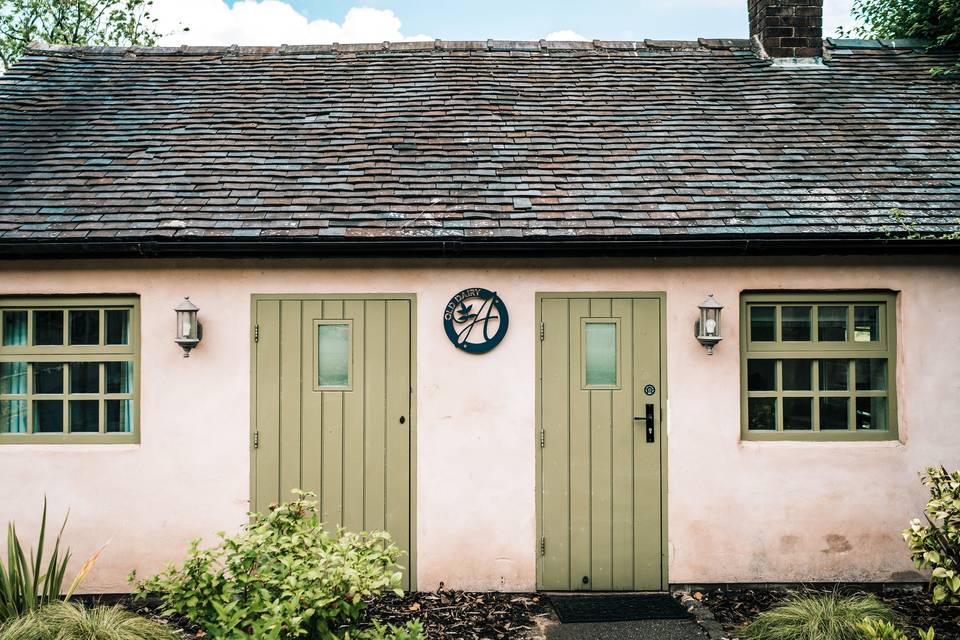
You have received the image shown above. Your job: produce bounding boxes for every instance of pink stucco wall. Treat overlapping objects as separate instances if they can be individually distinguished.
[0,256,957,592]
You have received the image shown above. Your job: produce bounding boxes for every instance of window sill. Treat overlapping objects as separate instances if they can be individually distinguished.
[0,435,139,446]
[741,431,901,444]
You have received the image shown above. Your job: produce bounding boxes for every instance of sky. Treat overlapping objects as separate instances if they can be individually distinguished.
[149,0,859,47]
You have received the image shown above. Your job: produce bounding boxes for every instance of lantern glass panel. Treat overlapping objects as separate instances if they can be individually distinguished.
[177,311,195,340]
[704,307,720,336]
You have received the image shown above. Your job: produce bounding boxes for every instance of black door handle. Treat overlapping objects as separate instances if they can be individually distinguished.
[633,404,656,443]
[645,403,655,443]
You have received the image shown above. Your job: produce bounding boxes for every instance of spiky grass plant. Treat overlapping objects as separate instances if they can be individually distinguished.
[0,601,180,640]
[740,591,898,640]
[0,500,102,623]
[0,500,71,621]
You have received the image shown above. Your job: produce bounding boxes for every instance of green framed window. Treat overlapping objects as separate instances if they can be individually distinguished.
[581,318,621,389]
[740,292,897,441]
[313,319,352,391]
[0,297,139,444]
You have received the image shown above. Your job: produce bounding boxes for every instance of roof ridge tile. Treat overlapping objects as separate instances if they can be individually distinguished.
[23,38,758,58]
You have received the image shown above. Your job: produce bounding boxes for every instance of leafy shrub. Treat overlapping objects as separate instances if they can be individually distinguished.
[904,466,960,605]
[343,620,424,640]
[859,618,935,640]
[135,491,407,639]
[0,500,94,622]
[0,601,180,640]
[740,591,896,640]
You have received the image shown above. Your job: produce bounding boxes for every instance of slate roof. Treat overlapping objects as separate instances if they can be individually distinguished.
[0,38,959,254]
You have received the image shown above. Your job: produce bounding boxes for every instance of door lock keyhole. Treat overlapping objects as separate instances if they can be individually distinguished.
[399,416,406,424]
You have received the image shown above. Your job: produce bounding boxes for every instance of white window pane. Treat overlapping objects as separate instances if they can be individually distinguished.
[856,397,887,431]
[33,310,63,345]
[818,306,847,341]
[106,399,132,433]
[317,324,350,387]
[69,400,98,433]
[33,400,63,433]
[2,311,27,346]
[585,322,617,386]
[106,361,132,394]
[0,361,26,394]
[854,306,880,342]
[105,310,130,345]
[68,310,99,345]
[0,400,26,433]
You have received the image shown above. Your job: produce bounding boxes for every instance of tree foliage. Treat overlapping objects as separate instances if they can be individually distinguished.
[0,0,176,71]
[845,0,960,76]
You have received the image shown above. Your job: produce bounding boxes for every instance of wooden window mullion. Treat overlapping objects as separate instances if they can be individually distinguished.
[99,361,105,434]
[847,359,855,431]
[775,359,783,432]
[26,362,33,434]
[61,362,68,434]
[811,359,819,432]
[847,305,854,345]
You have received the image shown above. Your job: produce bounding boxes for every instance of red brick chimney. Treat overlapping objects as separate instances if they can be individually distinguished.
[748,0,823,59]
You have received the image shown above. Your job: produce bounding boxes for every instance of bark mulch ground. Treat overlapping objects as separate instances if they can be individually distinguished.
[362,585,549,639]
[698,587,960,640]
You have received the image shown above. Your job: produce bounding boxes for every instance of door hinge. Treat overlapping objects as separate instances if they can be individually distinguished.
[254,324,259,343]
[539,321,544,341]
[540,427,545,448]
[253,430,260,449]
[540,537,546,556]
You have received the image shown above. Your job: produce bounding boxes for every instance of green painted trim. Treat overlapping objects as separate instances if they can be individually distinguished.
[249,293,418,591]
[0,296,140,445]
[740,291,899,442]
[535,291,669,591]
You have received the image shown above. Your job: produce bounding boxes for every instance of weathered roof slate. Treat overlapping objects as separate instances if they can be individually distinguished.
[0,39,958,252]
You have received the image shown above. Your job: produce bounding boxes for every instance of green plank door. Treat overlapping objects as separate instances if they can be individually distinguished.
[539,296,663,591]
[253,297,413,589]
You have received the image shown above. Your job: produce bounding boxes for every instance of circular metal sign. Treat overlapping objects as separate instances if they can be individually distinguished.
[443,288,509,354]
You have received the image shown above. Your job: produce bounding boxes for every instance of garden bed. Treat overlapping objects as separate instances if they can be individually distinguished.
[698,587,960,640]
[126,588,549,639]
[358,587,548,640]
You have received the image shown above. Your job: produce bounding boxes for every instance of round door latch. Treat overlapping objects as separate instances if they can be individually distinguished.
[644,384,656,396]
[399,416,406,424]
[582,576,590,585]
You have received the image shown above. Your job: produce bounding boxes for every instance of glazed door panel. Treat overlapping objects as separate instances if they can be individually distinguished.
[253,296,414,589]
[539,295,664,591]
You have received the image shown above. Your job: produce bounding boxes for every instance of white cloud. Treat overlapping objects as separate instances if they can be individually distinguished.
[824,0,858,37]
[151,0,431,46]
[544,30,589,41]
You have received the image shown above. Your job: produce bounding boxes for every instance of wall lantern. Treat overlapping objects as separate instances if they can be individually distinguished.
[695,294,723,355]
[174,297,202,357]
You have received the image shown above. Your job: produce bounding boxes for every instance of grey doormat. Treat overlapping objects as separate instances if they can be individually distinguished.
[548,593,692,623]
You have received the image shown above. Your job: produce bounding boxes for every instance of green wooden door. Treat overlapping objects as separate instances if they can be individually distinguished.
[252,296,414,589]
[538,294,665,591]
